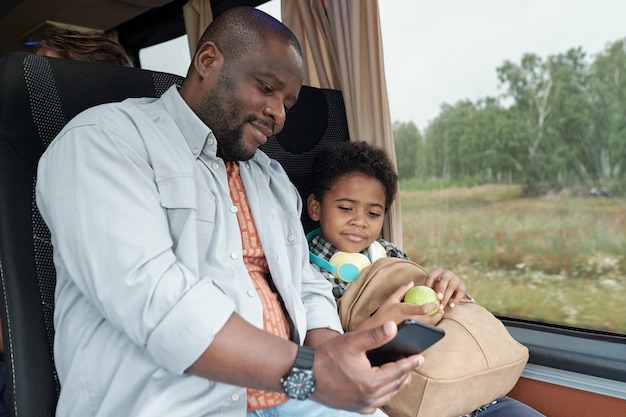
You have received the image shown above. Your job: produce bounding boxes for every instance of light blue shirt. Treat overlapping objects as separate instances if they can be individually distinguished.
[36,86,343,417]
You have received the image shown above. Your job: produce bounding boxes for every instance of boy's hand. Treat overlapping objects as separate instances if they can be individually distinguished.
[425,268,466,310]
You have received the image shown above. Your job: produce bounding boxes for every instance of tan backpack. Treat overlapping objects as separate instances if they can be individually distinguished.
[337,258,529,417]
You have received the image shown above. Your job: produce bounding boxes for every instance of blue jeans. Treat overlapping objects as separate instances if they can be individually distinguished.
[471,396,545,417]
[247,400,388,417]
[246,395,543,417]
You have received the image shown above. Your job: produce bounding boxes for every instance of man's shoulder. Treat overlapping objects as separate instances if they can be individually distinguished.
[69,96,163,128]
[44,95,171,157]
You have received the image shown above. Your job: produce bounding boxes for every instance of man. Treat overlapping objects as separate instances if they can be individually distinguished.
[36,7,421,417]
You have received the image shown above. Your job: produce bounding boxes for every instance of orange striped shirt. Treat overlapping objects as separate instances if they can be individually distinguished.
[225,161,291,411]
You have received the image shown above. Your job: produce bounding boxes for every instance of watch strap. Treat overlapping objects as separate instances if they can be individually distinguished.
[281,345,316,400]
[293,345,314,370]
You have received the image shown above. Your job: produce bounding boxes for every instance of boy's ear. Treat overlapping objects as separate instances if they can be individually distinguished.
[307,194,321,221]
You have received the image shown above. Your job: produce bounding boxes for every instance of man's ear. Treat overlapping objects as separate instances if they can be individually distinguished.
[194,41,221,78]
[307,194,321,221]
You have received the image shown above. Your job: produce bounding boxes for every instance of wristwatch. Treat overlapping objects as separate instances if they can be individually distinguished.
[280,345,316,400]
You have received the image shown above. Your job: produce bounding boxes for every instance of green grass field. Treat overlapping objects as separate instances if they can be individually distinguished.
[399,183,626,334]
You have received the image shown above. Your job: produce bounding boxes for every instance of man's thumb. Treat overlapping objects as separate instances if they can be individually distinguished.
[362,320,398,351]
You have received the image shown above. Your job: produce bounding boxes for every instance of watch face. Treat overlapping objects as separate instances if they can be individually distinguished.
[282,370,315,400]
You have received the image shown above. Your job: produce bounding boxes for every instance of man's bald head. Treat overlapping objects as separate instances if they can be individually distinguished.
[194,6,302,65]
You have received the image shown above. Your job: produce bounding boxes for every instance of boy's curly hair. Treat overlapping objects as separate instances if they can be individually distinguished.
[310,141,398,210]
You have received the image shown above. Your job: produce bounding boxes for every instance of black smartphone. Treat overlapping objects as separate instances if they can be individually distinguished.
[366,319,445,366]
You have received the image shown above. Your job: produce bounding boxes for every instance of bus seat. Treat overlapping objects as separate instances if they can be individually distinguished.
[0,51,184,417]
[261,85,350,233]
[0,51,348,416]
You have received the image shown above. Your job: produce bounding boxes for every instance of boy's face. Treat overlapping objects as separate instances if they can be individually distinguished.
[308,173,386,253]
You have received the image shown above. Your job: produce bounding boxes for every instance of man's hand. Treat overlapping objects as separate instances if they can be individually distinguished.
[310,321,424,413]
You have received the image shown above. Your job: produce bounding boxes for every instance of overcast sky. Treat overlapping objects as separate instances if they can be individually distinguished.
[141,0,626,131]
[378,0,626,130]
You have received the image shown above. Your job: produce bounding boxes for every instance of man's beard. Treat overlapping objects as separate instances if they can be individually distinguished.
[214,115,256,161]
[195,77,257,161]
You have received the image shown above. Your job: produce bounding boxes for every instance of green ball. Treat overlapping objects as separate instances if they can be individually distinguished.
[403,286,440,316]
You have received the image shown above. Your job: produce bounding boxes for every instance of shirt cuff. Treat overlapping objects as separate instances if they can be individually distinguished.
[146,279,236,374]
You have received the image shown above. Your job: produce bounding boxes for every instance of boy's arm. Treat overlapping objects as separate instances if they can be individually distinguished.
[354,282,443,332]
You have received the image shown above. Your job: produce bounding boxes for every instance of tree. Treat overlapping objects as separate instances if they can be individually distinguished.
[497,53,554,190]
[393,121,422,179]
[588,38,626,185]
[496,48,595,191]
[403,38,625,193]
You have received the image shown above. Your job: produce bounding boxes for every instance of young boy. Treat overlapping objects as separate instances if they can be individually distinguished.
[306,140,466,319]
[306,140,545,417]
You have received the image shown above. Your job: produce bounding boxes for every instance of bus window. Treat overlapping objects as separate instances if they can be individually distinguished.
[380,0,626,336]
[257,0,281,20]
[139,35,190,77]
[138,0,280,75]
[135,0,626,337]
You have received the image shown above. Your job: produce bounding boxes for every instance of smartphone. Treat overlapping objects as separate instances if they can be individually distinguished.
[366,319,445,366]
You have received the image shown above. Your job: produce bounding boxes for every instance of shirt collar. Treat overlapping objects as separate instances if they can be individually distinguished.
[309,233,340,262]
[159,85,214,160]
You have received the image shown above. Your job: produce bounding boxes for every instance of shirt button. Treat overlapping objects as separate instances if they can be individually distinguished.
[287,234,295,242]
[207,138,214,146]
[211,162,219,170]
[247,290,255,297]
[231,393,240,402]
[230,253,238,260]
[192,148,199,155]
[230,206,238,213]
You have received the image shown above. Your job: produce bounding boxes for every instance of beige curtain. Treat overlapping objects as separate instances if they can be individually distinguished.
[183,0,214,57]
[281,0,340,88]
[283,0,403,247]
